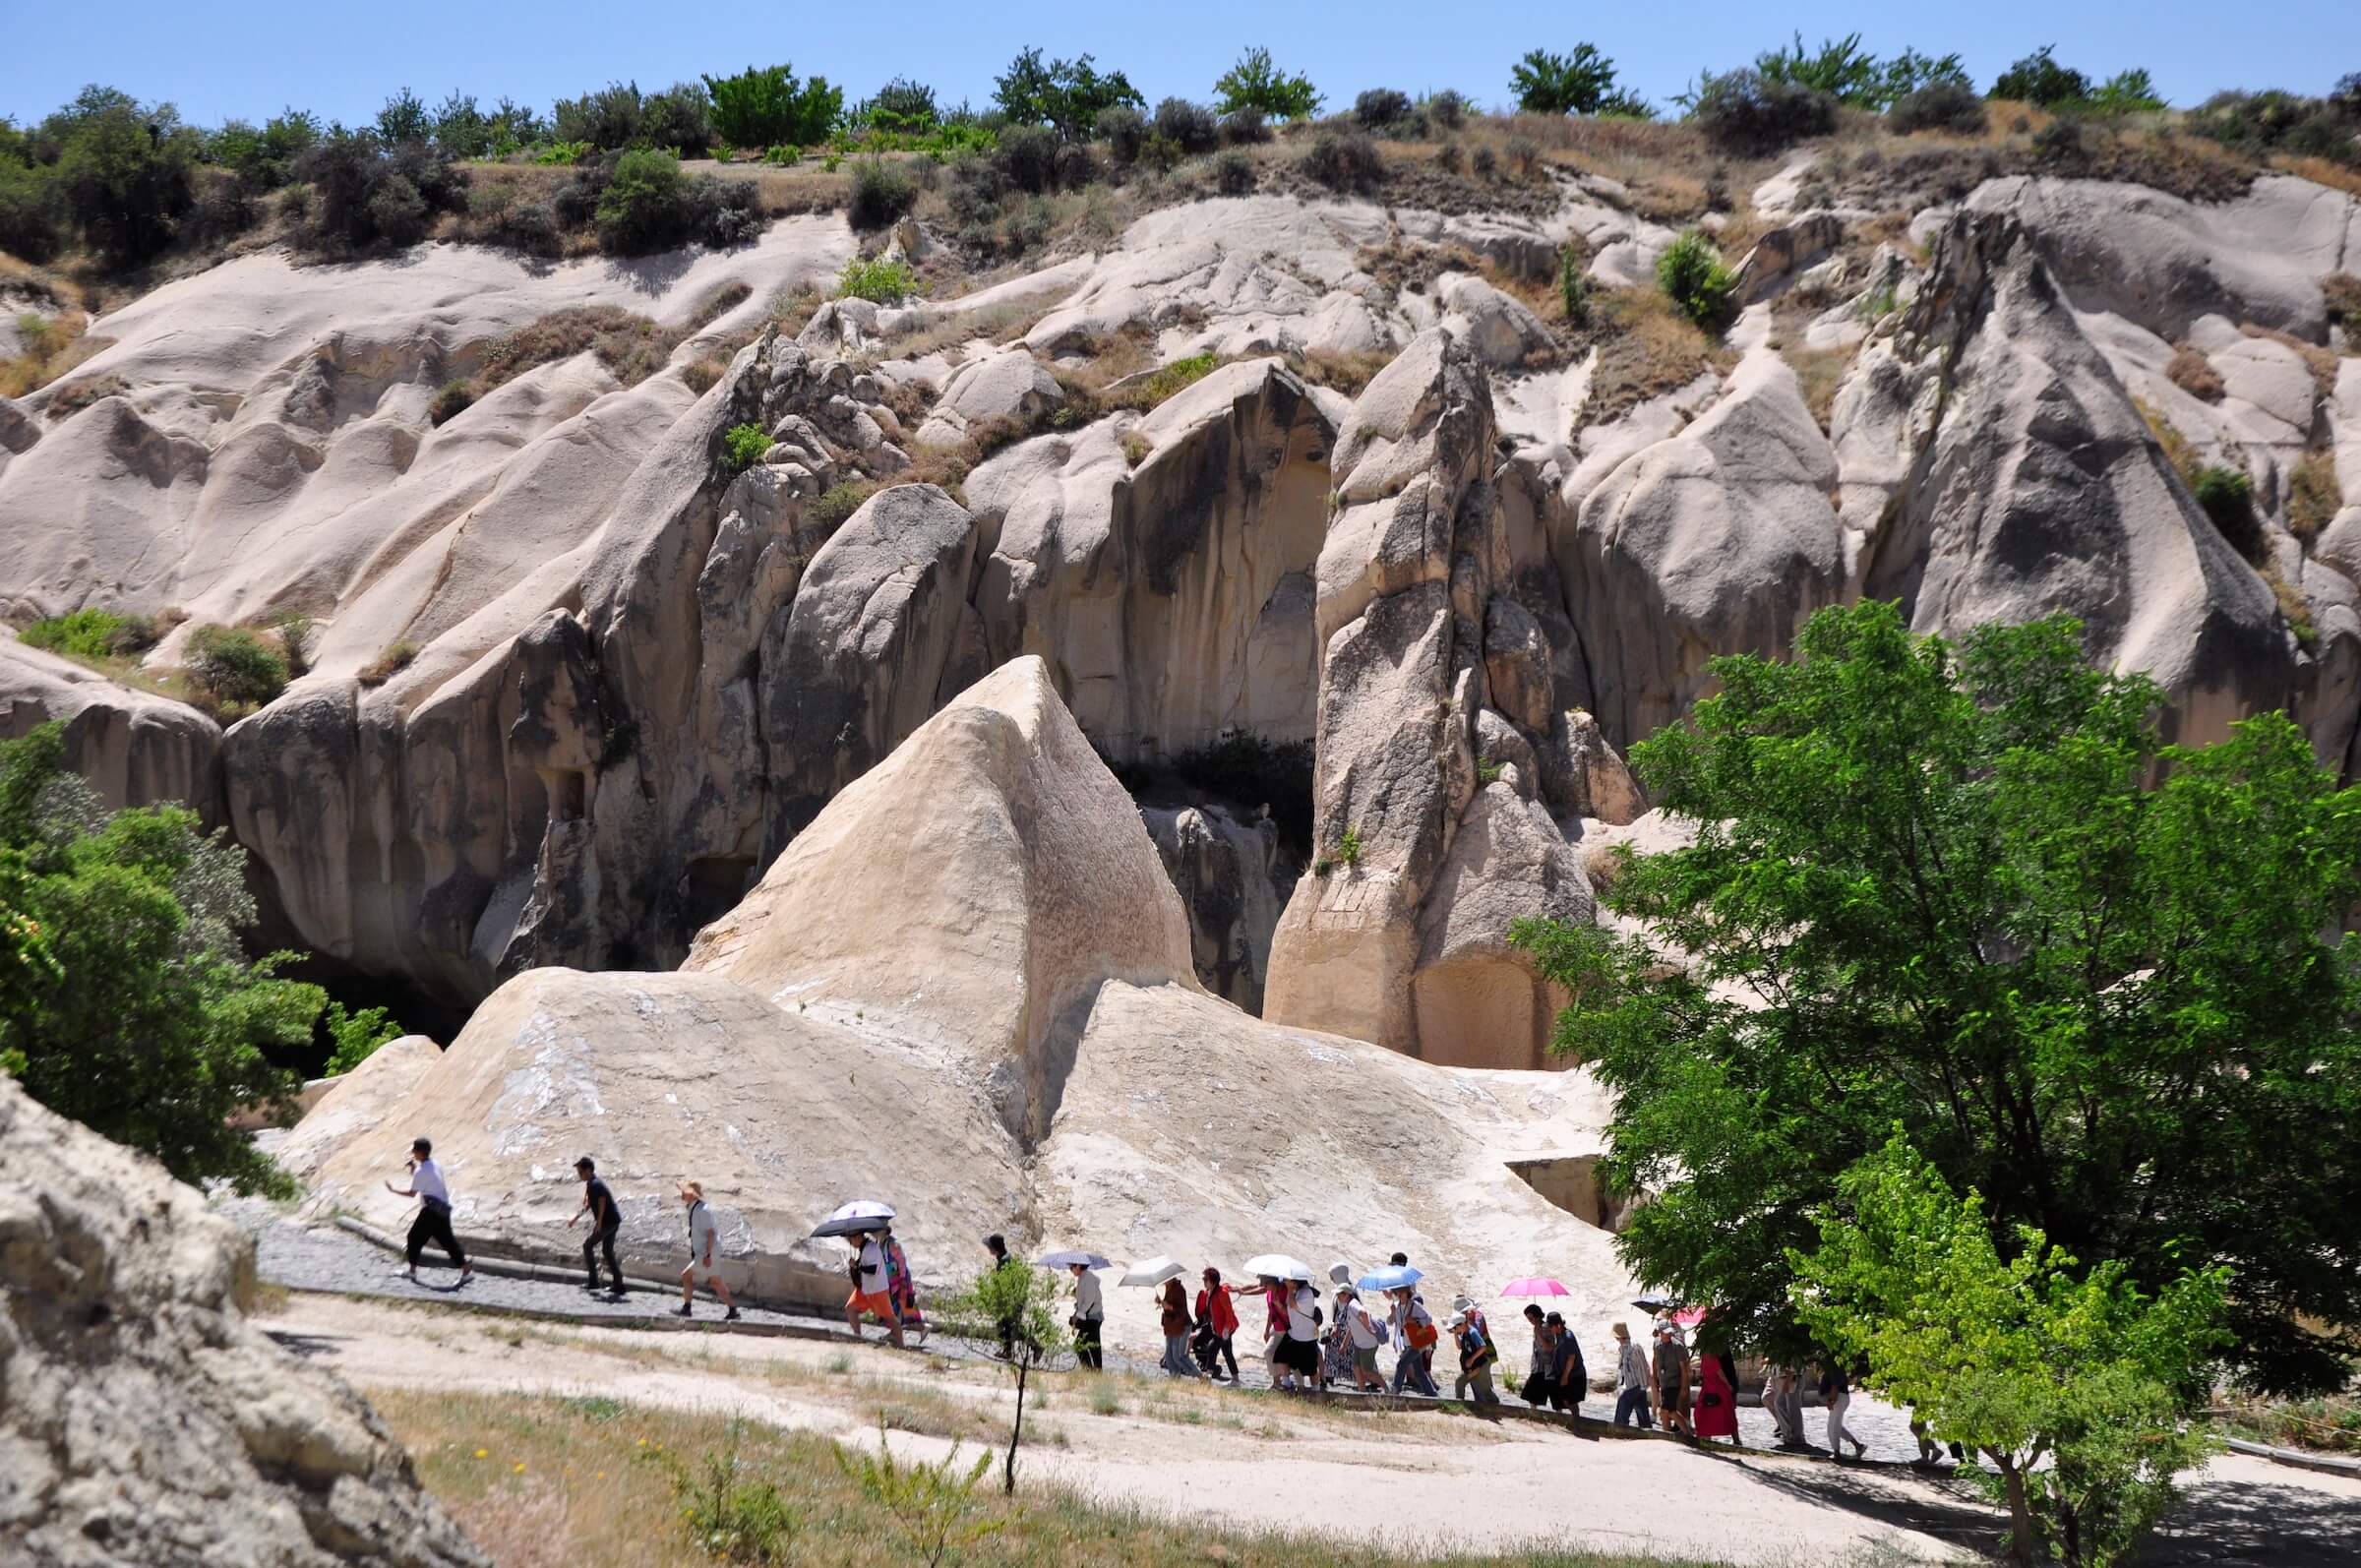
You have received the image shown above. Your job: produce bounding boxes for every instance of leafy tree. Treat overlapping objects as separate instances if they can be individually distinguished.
[1213,46,1323,121]
[0,723,321,1194]
[1683,68,1838,152]
[863,78,939,132]
[428,92,491,158]
[1755,31,1886,107]
[2088,69,2167,115]
[701,65,841,150]
[322,1000,402,1075]
[1993,45,2092,106]
[377,88,431,146]
[1793,1137,2227,1567]
[934,1263,1072,1493]
[1510,600,2361,1394]
[1878,48,1973,102]
[0,125,65,263]
[639,83,714,156]
[1510,45,1619,115]
[554,81,648,150]
[49,92,199,266]
[992,47,1143,140]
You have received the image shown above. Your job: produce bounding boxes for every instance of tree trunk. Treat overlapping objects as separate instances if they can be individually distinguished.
[1998,1457,2036,1568]
[1003,1355,1028,1495]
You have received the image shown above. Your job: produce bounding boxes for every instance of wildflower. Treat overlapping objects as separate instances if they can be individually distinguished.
[513,1462,526,1474]
[474,1449,489,1459]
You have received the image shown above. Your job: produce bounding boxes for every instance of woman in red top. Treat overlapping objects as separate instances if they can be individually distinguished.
[1196,1267,1241,1382]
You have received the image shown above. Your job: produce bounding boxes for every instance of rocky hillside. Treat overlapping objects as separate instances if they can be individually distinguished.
[3,131,2357,1072]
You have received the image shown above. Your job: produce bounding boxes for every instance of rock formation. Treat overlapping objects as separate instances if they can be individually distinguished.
[0,1071,483,1567]
[1,634,223,819]
[293,660,1635,1317]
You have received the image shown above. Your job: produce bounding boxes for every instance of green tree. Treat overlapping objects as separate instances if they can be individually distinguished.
[49,91,200,266]
[934,1263,1072,1494]
[1,724,321,1193]
[322,1000,403,1074]
[1793,1137,2227,1567]
[1993,45,2092,106]
[1510,600,2361,1394]
[1509,46,1619,115]
[1212,47,1323,121]
[992,47,1143,140]
[376,87,431,146]
[1877,48,1973,102]
[1755,31,1886,107]
[700,66,841,149]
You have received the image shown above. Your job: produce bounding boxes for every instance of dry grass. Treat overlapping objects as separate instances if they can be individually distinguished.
[372,1389,1712,1568]
[2166,343,2226,402]
[2328,273,2361,346]
[2288,451,2344,541]
[2137,397,2201,485]
[357,641,419,687]
[1782,343,1857,433]
[1578,286,1739,427]
[1,308,111,399]
[884,286,1074,363]
[2275,154,2361,200]
[1286,345,1398,395]
[2264,563,2320,650]
[39,371,129,418]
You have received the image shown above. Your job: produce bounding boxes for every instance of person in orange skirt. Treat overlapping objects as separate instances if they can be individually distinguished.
[843,1229,906,1348]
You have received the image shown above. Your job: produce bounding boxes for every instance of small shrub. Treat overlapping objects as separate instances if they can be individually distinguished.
[681,356,727,393]
[1889,81,1988,136]
[1424,90,1469,131]
[2030,118,2086,165]
[1096,106,1146,165]
[662,1420,801,1565]
[995,125,1059,195]
[2288,452,2343,542]
[812,481,876,530]
[1559,243,1590,326]
[1354,89,1414,130]
[273,614,314,677]
[428,379,475,427]
[1436,142,1463,173]
[835,1423,1002,1565]
[1120,430,1153,467]
[2165,345,2224,402]
[2192,464,2264,563]
[848,158,918,230]
[1511,45,1621,116]
[1336,825,1364,868]
[593,148,690,253]
[185,625,288,716]
[1153,98,1219,155]
[1991,45,2091,108]
[2322,273,2361,337]
[1657,230,1737,332]
[357,640,419,687]
[1504,134,1542,177]
[1219,107,1271,146]
[1689,69,1839,155]
[1212,150,1256,195]
[321,1000,401,1075]
[19,608,137,661]
[1213,46,1324,122]
[837,255,917,304]
[1471,146,1498,177]
[1301,131,1384,191]
[723,422,771,471]
[1051,142,1098,192]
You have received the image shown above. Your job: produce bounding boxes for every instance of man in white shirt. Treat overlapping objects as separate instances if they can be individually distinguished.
[672,1180,740,1321]
[844,1230,906,1348]
[1611,1321,1654,1427]
[1069,1261,1105,1370]
[384,1136,470,1287]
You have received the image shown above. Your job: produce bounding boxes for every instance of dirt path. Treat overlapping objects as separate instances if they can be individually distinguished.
[272,1292,2003,1564]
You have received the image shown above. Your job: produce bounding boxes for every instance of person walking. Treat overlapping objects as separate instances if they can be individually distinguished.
[1519,1303,1553,1406]
[1068,1260,1105,1370]
[985,1234,1023,1356]
[1273,1275,1322,1392]
[1652,1320,1691,1436]
[1693,1337,1740,1445]
[567,1156,623,1297]
[1389,1287,1440,1397]
[1822,1360,1868,1459]
[1195,1267,1241,1382]
[672,1181,740,1320]
[1254,1275,1292,1387]
[1342,1288,1387,1392]
[385,1137,471,1287]
[843,1230,906,1348]
[1159,1276,1201,1377]
[1450,1309,1500,1404]
[1318,1288,1355,1391]
[1610,1321,1654,1427]
[879,1222,924,1344]
[1547,1312,1587,1415]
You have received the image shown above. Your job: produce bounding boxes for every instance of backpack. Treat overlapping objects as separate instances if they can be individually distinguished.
[1406,1309,1439,1350]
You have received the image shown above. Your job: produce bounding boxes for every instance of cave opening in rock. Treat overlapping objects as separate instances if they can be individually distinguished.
[1505,1154,1645,1233]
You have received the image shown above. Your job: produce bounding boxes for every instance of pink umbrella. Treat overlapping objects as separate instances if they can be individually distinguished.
[1673,1305,1707,1328]
[1498,1278,1573,1298]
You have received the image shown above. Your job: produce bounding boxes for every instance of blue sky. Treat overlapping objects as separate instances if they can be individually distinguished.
[4,0,2352,128]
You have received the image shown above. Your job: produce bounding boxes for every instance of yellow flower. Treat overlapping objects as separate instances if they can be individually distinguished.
[513,1463,526,1474]
[473,1449,489,1459]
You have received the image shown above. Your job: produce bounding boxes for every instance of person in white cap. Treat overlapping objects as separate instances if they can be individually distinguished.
[1449,1308,1500,1404]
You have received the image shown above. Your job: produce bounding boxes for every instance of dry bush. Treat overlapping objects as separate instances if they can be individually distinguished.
[884,287,1073,363]
[1,309,111,398]
[2137,397,2201,485]
[2264,563,2320,650]
[2166,343,2226,402]
[1781,342,1856,433]
[2278,154,2361,200]
[41,373,129,418]
[357,640,419,687]
[2327,273,2361,343]
[679,356,728,394]
[1286,345,1397,394]
[1579,286,1739,425]
[2288,450,2343,541]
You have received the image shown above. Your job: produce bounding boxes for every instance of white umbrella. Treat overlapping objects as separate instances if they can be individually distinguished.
[810,1199,895,1238]
[1242,1253,1315,1282]
[1036,1249,1113,1270]
[1118,1254,1185,1288]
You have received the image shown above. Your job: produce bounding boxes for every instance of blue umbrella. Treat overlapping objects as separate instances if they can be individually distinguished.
[1357,1265,1423,1293]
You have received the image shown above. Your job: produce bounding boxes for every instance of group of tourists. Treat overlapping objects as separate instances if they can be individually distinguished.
[385,1141,1877,1458]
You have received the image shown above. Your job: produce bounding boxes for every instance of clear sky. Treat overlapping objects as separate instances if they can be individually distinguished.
[3,0,2352,129]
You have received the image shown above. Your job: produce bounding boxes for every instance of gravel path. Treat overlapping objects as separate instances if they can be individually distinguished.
[238,1203,1931,1464]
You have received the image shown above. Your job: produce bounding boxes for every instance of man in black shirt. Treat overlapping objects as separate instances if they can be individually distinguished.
[567,1156,623,1296]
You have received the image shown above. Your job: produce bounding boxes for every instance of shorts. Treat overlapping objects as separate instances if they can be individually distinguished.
[1658,1384,1686,1412]
[848,1288,899,1322]
[687,1261,722,1284]
[1275,1336,1320,1375]
[1352,1346,1379,1377]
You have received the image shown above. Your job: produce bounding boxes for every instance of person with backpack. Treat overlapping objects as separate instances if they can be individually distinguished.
[384,1136,471,1288]
[1194,1267,1241,1382]
[566,1156,623,1297]
[1388,1287,1440,1396]
[672,1180,740,1320]
[1341,1287,1388,1392]
[1450,1308,1500,1404]
[879,1222,924,1344]
[844,1230,906,1348]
